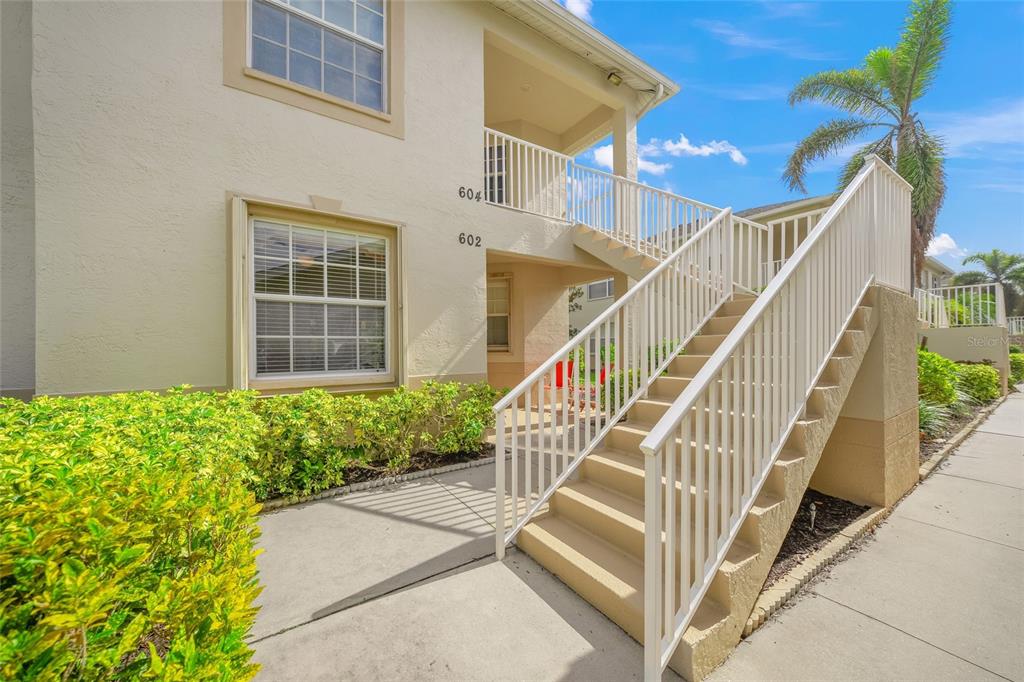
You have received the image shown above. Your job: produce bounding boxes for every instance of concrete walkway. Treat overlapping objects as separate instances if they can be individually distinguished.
[250,461,677,681]
[712,391,1024,682]
[251,394,1022,681]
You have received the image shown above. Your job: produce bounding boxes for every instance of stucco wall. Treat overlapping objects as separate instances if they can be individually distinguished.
[0,0,36,398]
[25,0,640,395]
[919,325,1010,395]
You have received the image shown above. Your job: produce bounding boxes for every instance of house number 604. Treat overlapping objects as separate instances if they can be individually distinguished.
[458,232,482,247]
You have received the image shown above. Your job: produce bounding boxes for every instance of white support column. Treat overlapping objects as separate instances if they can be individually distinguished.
[612,105,638,181]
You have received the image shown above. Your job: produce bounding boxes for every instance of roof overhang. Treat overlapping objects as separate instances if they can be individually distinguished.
[487,0,679,117]
[924,256,956,276]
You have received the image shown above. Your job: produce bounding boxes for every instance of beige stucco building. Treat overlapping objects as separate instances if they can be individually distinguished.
[1,0,679,397]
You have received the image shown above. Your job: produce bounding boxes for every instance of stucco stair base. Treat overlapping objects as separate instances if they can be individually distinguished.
[571,223,660,280]
[516,287,879,682]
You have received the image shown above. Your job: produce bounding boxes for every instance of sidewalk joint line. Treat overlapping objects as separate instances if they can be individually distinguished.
[810,593,1014,682]
[934,471,1024,492]
[896,515,1023,552]
[249,552,494,645]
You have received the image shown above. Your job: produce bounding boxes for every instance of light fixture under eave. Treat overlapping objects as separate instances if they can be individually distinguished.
[606,71,623,86]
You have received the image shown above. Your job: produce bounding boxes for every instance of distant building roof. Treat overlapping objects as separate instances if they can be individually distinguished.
[735,194,835,219]
[924,256,955,276]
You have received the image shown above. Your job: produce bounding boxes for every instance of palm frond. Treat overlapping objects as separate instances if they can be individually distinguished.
[788,69,899,119]
[837,133,896,191]
[782,118,887,193]
[897,122,946,276]
[951,270,991,286]
[894,0,952,108]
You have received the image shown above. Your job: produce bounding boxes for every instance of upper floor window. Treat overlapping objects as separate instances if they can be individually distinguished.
[587,278,613,301]
[250,0,386,112]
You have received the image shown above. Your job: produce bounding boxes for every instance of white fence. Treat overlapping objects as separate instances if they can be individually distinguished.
[493,209,736,557]
[637,156,911,679]
[916,283,1007,328]
[1009,316,1024,335]
[484,128,719,260]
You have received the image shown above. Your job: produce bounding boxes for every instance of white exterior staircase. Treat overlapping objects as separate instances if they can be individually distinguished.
[487,134,913,680]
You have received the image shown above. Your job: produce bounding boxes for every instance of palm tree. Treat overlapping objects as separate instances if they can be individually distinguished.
[953,249,1024,315]
[782,0,950,280]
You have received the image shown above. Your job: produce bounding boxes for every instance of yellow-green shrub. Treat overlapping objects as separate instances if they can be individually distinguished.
[0,388,263,681]
[955,363,1000,404]
[917,349,958,405]
[249,381,503,499]
[1010,353,1024,386]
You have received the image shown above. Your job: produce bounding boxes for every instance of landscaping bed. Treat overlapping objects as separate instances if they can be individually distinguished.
[764,489,870,588]
[343,442,496,485]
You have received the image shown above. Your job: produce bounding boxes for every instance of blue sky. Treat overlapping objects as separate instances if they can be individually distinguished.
[566,0,1024,271]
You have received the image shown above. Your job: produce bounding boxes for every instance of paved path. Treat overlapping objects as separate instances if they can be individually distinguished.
[251,394,1022,681]
[712,391,1024,682]
[250,461,676,681]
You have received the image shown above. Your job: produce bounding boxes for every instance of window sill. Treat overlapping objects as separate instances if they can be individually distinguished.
[242,67,393,123]
[249,371,395,391]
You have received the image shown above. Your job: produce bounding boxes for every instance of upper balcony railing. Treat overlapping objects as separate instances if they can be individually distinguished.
[916,283,1007,328]
[484,128,720,261]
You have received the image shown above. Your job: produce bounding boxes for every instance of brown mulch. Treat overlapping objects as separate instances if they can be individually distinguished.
[343,442,496,485]
[764,489,869,588]
[918,409,975,463]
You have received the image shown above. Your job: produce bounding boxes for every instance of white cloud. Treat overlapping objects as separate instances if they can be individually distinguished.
[974,182,1024,194]
[931,99,1024,159]
[592,144,672,176]
[561,0,593,23]
[662,134,748,165]
[926,233,967,259]
[694,19,835,60]
[590,131,748,176]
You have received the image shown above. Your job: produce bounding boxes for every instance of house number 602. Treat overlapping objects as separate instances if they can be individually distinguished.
[458,232,482,247]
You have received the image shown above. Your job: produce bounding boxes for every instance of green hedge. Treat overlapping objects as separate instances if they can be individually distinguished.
[0,389,263,681]
[250,381,502,500]
[0,380,501,679]
[1010,353,1024,386]
[917,349,959,405]
[955,364,1000,404]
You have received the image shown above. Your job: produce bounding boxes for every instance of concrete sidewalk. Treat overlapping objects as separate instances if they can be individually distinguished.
[250,461,677,681]
[251,394,1022,681]
[712,392,1024,682]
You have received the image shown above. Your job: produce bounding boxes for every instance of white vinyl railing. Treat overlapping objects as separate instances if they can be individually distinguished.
[493,209,736,557]
[1009,316,1024,335]
[765,207,828,270]
[915,287,950,328]
[732,216,771,292]
[484,128,719,260]
[637,155,911,680]
[915,283,1007,327]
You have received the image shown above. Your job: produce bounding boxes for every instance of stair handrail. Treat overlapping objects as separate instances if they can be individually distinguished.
[493,207,737,558]
[637,155,912,680]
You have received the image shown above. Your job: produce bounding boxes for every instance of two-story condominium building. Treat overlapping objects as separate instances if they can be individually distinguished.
[1,0,676,398]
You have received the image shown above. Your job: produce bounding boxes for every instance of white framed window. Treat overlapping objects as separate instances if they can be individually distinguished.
[587,278,613,301]
[485,144,505,204]
[249,0,386,112]
[487,275,511,351]
[250,218,389,378]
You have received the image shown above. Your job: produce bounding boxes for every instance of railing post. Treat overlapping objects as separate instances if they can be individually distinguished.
[723,209,734,296]
[996,283,1007,327]
[643,451,662,681]
[495,409,506,559]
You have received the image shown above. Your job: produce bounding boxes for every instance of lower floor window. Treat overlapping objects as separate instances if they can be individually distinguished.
[487,275,510,351]
[251,217,389,377]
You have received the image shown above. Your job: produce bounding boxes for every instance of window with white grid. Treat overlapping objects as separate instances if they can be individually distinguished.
[487,276,511,351]
[250,0,386,112]
[587,278,613,300]
[251,218,388,377]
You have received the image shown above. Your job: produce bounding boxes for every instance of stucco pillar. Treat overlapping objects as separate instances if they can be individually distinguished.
[810,285,920,508]
[612,105,637,181]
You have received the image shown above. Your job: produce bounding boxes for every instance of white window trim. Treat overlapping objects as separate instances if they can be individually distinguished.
[247,216,391,384]
[487,274,512,352]
[588,278,614,301]
[246,0,389,113]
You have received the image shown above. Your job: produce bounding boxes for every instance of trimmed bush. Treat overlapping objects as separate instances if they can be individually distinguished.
[1010,353,1024,386]
[917,349,959,405]
[0,389,263,681]
[955,363,1000,404]
[1008,344,1021,354]
[249,381,502,499]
